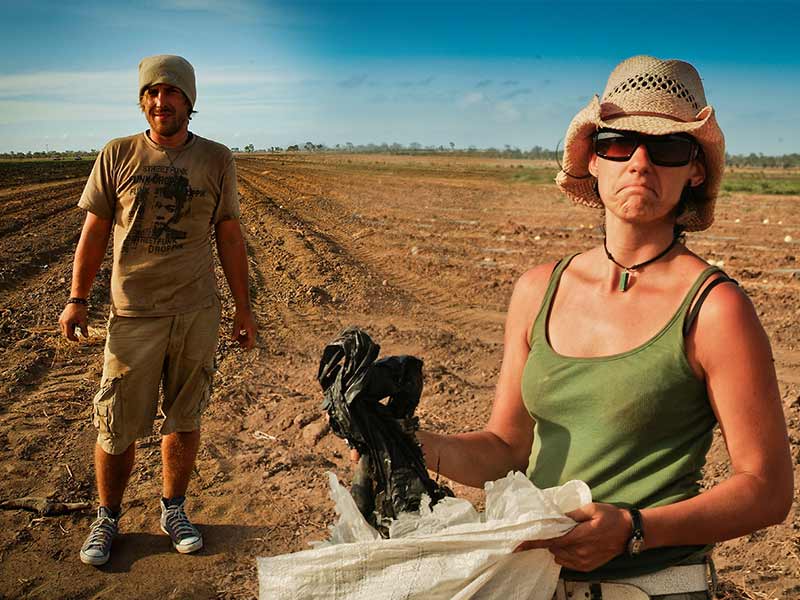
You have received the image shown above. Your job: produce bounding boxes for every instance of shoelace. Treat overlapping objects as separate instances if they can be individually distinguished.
[84,516,116,549]
[164,505,197,540]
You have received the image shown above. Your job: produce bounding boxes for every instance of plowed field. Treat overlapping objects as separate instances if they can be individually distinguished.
[1,154,798,599]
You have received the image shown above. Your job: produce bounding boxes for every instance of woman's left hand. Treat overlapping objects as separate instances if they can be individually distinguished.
[514,503,632,572]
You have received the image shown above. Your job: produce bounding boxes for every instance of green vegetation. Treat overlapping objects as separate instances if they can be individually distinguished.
[0,150,97,161]
[726,153,800,169]
[507,167,558,184]
[721,171,800,195]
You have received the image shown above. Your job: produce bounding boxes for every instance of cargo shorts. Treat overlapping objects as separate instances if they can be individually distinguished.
[92,297,221,455]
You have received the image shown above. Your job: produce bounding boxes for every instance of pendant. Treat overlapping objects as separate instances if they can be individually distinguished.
[619,270,631,292]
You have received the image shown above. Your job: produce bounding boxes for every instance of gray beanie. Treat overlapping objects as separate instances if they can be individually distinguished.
[138,55,196,108]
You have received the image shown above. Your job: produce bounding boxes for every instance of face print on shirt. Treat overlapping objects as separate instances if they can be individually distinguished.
[122,165,203,256]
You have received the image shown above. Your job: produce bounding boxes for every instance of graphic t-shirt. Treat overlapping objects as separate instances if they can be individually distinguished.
[78,131,240,316]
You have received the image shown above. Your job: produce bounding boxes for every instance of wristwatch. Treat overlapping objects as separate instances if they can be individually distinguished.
[627,508,645,556]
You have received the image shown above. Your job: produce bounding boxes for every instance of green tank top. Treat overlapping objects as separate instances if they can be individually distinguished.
[521,254,720,579]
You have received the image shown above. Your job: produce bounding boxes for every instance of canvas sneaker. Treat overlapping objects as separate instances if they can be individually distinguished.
[160,497,203,554]
[79,507,119,566]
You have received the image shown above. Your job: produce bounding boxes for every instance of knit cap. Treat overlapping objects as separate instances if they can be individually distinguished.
[138,55,196,108]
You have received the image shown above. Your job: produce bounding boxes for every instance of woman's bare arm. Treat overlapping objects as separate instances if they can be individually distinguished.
[417,262,557,488]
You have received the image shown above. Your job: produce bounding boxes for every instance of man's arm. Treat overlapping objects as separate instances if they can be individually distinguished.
[58,212,112,341]
[215,218,256,350]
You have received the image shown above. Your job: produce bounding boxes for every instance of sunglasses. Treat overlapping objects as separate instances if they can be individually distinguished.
[593,129,699,167]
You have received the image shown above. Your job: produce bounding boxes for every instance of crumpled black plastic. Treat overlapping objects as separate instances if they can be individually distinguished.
[318,327,452,535]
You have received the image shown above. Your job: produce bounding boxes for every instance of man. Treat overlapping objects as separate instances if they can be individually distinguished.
[58,54,257,566]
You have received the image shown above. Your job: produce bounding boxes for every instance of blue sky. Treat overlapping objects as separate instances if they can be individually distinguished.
[1,0,798,154]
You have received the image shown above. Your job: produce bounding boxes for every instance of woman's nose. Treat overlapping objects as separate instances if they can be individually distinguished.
[628,143,653,170]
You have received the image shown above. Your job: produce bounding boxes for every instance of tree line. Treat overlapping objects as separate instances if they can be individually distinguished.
[3,146,800,168]
[232,142,800,168]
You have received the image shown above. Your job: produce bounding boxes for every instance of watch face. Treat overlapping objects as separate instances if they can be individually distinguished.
[628,536,644,556]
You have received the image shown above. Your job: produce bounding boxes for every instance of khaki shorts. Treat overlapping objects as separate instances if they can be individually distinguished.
[92,297,220,455]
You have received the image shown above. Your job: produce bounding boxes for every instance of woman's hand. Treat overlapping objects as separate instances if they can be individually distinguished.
[514,502,632,572]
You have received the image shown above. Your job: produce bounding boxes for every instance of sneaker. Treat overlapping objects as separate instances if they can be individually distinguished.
[79,507,119,566]
[160,497,203,554]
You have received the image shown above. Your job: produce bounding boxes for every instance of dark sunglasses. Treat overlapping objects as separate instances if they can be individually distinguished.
[593,129,699,167]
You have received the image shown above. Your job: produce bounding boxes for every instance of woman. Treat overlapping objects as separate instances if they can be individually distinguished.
[414,56,793,598]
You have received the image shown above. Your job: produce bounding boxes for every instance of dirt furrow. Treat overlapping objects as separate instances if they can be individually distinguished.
[1,155,798,600]
[238,168,398,314]
[239,159,508,340]
[0,179,84,216]
[0,186,83,239]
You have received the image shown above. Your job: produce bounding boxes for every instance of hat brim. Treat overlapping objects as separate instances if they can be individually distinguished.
[556,96,725,232]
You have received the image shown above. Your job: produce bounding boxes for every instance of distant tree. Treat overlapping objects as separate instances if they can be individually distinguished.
[244,144,255,153]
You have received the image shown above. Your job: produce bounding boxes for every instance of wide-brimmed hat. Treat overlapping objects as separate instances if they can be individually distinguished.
[138,55,197,108]
[555,55,725,231]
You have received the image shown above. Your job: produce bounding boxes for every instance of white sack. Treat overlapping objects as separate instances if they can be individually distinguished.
[258,471,591,600]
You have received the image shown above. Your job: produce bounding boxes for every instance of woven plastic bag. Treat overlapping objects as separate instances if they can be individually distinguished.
[258,471,591,599]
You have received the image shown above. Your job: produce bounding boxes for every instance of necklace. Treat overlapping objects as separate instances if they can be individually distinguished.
[149,131,192,170]
[603,234,678,292]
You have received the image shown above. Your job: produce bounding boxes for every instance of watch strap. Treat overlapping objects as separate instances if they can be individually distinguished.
[627,508,645,556]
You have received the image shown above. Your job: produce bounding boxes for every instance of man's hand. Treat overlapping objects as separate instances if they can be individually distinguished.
[513,502,632,572]
[59,303,89,342]
[231,307,257,349]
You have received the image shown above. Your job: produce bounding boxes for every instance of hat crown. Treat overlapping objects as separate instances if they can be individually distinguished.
[138,54,197,108]
[601,55,707,123]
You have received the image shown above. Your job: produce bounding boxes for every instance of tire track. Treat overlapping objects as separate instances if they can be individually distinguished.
[0,185,83,238]
[238,168,396,308]
[236,174,385,353]
[238,159,506,340]
[0,179,84,217]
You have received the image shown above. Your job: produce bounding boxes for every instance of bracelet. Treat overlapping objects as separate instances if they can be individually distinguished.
[67,297,88,306]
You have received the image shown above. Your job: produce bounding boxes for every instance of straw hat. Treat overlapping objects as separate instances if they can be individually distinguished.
[555,55,725,231]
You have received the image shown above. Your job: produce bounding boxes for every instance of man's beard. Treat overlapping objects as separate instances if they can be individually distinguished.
[148,111,187,138]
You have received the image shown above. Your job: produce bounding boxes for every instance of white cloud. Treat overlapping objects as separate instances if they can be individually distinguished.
[459,91,485,108]
[494,101,521,123]
[0,100,131,125]
[0,70,135,100]
[144,0,263,21]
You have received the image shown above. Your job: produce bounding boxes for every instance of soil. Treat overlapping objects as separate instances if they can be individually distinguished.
[0,153,798,600]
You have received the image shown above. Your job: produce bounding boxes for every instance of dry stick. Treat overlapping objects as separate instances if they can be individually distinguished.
[0,496,90,516]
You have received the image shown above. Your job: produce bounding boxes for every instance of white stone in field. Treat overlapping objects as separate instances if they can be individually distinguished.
[735,218,741,223]
[784,235,793,243]
[763,218,770,224]
[534,235,541,241]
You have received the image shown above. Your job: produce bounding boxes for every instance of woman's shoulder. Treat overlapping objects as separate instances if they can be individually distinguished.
[514,260,561,299]
[505,260,563,342]
[680,253,756,336]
